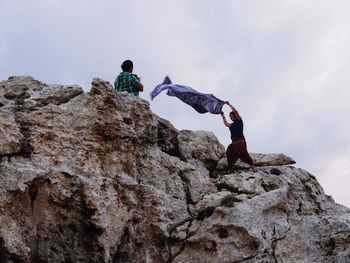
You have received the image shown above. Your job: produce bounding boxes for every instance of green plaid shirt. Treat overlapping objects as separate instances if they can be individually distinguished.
[114,72,141,96]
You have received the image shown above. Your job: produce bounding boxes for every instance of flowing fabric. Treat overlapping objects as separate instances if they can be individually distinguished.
[150,76,225,114]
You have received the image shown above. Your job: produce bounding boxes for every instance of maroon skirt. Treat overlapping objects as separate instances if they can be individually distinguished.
[226,139,254,167]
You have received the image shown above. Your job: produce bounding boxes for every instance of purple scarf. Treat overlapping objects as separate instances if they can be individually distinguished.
[150,76,225,114]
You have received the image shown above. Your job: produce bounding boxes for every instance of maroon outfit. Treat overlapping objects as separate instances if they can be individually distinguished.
[226,118,254,167]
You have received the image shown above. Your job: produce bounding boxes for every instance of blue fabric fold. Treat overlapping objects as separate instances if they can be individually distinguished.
[150,76,225,114]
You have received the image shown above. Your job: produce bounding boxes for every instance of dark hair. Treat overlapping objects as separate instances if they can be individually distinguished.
[121,60,133,72]
[229,111,236,119]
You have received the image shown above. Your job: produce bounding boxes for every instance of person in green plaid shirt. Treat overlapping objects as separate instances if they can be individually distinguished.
[114,60,144,96]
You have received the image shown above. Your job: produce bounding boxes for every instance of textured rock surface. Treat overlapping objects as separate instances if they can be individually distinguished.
[0,76,349,263]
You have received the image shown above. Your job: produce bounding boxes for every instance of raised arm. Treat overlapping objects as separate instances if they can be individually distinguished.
[226,101,241,120]
[220,111,231,127]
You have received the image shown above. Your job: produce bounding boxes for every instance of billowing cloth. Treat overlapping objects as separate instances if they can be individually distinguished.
[150,76,225,114]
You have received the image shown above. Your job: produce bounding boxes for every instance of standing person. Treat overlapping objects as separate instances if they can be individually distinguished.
[220,101,256,172]
[114,60,144,96]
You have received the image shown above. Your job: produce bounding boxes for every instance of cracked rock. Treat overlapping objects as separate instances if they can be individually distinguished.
[0,76,349,263]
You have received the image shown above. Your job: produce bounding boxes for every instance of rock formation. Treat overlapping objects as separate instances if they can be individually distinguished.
[0,76,349,263]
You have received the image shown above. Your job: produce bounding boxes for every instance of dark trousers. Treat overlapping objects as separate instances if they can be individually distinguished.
[226,139,254,167]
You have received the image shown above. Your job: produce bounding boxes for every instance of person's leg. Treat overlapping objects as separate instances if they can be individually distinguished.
[238,141,256,172]
[226,143,239,168]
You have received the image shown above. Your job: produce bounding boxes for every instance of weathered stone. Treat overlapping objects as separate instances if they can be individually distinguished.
[172,166,349,263]
[178,130,225,172]
[31,84,83,106]
[0,76,45,102]
[156,116,181,158]
[0,76,349,263]
[216,152,296,171]
[0,108,23,156]
[252,153,296,166]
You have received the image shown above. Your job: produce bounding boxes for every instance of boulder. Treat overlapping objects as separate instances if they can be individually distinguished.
[0,76,349,263]
[178,130,225,172]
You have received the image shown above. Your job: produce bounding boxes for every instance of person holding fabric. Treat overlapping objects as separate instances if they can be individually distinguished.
[114,60,144,96]
[221,102,256,172]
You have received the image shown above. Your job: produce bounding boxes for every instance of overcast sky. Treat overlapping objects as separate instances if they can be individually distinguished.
[1,0,349,207]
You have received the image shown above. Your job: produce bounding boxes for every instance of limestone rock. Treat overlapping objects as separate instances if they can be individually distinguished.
[216,152,296,171]
[178,130,225,172]
[156,116,181,158]
[252,153,296,166]
[0,108,23,156]
[0,76,349,263]
[173,166,350,263]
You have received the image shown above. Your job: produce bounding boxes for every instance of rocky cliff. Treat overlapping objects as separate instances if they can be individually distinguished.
[0,76,349,263]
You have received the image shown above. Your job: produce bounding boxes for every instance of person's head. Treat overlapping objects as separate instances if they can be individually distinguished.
[229,111,236,121]
[121,60,133,72]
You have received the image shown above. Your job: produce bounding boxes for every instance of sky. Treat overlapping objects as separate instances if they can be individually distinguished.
[1,0,349,207]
